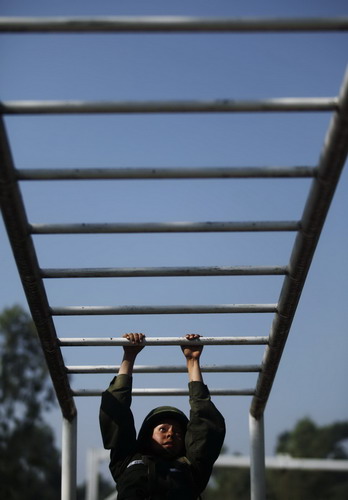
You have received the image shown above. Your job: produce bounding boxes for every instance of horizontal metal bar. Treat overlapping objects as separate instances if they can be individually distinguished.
[73,388,255,396]
[30,221,300,234]
[0,98,337,115]
[66,364,262,373]
[15,166,317,180]
[52,304,277,316]
[41,265,288,278]
[59,336,269,346]
[1,16,348,33]
[216,455,348,471]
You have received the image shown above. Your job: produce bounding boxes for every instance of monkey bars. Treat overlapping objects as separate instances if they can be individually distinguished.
[1,16,348,500]
[1,16,348,32]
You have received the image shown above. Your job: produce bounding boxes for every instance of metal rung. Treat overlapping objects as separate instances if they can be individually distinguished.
[59,336,269,346]
[73,388,255,396]
[66,364,262,373]
[0,98,337,115]
[52,304,277,316]
[41,265,287,278]
[1,16,348,33]
[30,221,300,234]
[16,166,317,180]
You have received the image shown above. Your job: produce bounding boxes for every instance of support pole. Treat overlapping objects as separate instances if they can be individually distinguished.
[249,413,266,500]
[86,449,98,500]
[62,415,77,500]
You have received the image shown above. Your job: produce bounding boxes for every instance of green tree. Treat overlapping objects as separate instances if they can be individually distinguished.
[268,417,348,500]
[276,417,348,459]
[0,305,61,500]
[204,418,348,499]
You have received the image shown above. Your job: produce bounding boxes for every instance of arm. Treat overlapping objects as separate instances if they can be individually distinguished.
[99,334,145,454]
[118,332,146,375]
[181,334,226,493]
[181,333,203,382]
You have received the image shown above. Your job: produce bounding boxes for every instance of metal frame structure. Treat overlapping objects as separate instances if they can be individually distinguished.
[1,16,348,500]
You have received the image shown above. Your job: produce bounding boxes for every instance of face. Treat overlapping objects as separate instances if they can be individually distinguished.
[150,418,184,458]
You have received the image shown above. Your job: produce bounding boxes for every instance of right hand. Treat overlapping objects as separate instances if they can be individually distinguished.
[122,333,146,356]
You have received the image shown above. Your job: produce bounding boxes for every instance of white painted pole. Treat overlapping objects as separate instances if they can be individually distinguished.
[85,449,99,500]
[62,415,77,500]
[249,413,266,500]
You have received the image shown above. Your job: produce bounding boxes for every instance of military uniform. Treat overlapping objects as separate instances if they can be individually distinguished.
[100,374,225,499]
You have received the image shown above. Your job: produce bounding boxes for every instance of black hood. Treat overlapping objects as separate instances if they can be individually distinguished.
[137,406,189,446]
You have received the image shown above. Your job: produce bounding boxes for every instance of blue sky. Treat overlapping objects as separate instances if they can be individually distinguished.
[1,0,348,485]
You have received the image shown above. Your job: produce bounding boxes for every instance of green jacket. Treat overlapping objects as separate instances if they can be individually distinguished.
[99,374,225,499]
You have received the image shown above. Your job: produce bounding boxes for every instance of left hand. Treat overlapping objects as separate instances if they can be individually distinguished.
[181,334,203,360]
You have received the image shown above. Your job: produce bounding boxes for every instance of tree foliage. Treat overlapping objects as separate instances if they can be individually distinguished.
[267,417,348,500]
[276,417,348,459]
[0,305,55,428]
[0,305,61,500]
[205,418,348,499]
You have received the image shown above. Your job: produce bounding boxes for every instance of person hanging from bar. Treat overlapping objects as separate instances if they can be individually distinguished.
[99,333,225,500]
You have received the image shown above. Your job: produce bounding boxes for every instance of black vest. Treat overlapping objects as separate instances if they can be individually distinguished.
[116,454,200,500]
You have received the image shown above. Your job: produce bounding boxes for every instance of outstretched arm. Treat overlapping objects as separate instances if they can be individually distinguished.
[181,333,203,382]
[182,334,226,494]
[118,332,145,375]
[99,333,146,462]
